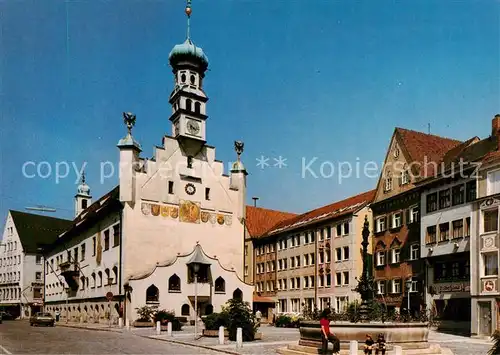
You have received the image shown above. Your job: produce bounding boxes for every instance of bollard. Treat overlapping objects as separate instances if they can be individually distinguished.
[118,318,123,328]
[218,326,225,345]
[394,345,403,355]
[125,318,130,330]
[236,327,243,348]
[167,321,172,336]
[349,340,358,355]
[156,321,161,335]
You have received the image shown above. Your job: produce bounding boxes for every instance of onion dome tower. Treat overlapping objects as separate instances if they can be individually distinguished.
[168,0,209,157]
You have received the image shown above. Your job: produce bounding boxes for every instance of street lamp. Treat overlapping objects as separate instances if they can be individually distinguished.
[192,262,200,340]
[405,279,412,317]
[186,244,210,341]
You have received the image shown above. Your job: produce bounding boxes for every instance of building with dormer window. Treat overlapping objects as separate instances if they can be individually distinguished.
[371,127,462,314]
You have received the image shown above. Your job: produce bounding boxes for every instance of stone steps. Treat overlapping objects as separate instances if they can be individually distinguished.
[277,343,446,355]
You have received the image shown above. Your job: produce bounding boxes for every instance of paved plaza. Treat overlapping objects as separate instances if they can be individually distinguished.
[0,320,493,355]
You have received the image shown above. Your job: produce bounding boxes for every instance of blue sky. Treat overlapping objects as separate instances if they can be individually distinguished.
[1,0,499,225]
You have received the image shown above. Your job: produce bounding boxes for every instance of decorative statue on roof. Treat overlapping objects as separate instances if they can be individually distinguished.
[234,141,244,157]
[123,112,136,134]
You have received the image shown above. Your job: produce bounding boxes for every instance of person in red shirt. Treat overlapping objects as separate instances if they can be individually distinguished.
[319,310,340,354]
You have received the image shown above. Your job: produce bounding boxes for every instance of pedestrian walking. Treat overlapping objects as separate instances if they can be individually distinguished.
[255,310,262,326]
[55,309,60,322]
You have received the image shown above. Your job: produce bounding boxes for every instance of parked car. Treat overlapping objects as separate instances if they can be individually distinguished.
[30,312,55,327]
[0,312,15,320]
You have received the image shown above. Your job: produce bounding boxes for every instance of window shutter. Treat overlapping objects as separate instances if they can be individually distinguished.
[405,209,410,225]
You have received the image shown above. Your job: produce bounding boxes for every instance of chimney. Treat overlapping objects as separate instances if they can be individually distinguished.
[252,197,259,207]
[492,114,500,150]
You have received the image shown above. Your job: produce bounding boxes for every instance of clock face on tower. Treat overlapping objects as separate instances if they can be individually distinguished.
[186,120,200,136]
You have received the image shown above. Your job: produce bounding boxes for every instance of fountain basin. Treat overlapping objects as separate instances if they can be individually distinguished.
[299,320,429,349]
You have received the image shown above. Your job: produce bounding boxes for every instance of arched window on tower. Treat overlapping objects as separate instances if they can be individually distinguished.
[194,102,201,114]
[186,99,192,112]
[190,74,196,85]
[214,277,225,294]
[146,284,159,303]
[168,274,181,292]
[82,199,88,209]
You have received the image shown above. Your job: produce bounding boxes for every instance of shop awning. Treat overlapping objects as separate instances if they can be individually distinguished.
[253,295,275,303]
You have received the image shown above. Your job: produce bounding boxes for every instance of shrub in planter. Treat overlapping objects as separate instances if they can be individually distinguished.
[135,305,154,323]
[204,312,228,331]
[275,315,292,328]
[154,309,182,331]
[222,298,257,341]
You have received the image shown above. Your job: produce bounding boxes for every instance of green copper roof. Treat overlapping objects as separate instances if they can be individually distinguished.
[169,39,209,71]
[117,133,142,151]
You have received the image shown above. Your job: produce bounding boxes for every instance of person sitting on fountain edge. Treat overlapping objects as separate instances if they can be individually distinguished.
[375,333,386,355]
[320,310,340,354]
[364,334,375,354]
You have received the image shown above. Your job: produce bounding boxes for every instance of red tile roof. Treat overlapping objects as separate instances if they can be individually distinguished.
[395,128,463,177]
[267,189,376,236]
[245,206,297,239]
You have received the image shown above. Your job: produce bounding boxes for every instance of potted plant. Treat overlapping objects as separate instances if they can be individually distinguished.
[133,306,154,327]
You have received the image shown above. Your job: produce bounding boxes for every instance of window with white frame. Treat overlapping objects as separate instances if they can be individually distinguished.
[377,280,385,294]
[304,254,309,266]
[401,168,410,185]
[483,209,499,233]
[409,206,419,224]
[410,244,419,260]
[407,277,418,293]
[336,248,342,261]
[343,222,349,235]
[336,296,348,312]
[392,212,402,228]
[482,251,499,276]
[376,251,386,266]
[391,248,401,263]
[376,217,386,233]
[343,246,349,260]
[385,177,393,192]
[343,271,349,285]
[392,279,401,293]
[336,272,342,286]
[487,170,500,196]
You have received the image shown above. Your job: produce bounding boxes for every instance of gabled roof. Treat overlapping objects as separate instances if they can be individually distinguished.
[267,189,376,236]
[417,135,499,186]
[395,128,463,178]
[245,206,297,239]
[9,210,72,254]
[49,186,121,251]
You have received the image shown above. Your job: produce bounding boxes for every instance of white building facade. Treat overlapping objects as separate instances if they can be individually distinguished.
[44,3,252,324]
[0,210,71,319]
[419,177,475,333]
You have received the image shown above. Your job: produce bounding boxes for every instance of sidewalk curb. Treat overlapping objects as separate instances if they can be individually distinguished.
[56,323,123,333]
[138,334,240,355]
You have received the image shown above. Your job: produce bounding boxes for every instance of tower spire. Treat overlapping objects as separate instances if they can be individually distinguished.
[185,0,192,41]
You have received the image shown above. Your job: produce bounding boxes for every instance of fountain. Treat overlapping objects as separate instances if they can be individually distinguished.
[277,216,454,355]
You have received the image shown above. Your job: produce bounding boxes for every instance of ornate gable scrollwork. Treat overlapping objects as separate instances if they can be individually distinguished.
[375,240,387,250]
[390,237,402,248]
[480,198,500,210]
